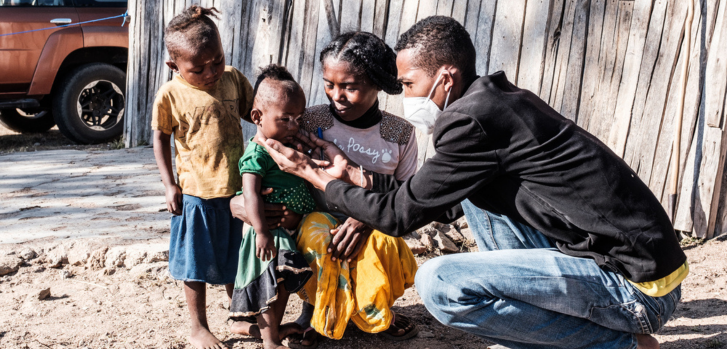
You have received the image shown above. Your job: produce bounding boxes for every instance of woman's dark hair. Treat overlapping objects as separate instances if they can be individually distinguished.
[165,6,220,60]
[320,32,402,95]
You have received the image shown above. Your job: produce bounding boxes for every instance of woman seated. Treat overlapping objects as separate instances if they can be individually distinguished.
[230,31,420,348]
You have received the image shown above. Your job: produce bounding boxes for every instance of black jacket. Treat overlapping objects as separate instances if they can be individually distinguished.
[324,72,686,283]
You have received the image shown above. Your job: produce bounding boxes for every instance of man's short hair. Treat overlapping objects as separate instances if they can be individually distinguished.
[394,16,477,79]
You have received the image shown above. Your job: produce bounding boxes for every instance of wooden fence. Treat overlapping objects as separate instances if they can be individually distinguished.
[124,0,727,239]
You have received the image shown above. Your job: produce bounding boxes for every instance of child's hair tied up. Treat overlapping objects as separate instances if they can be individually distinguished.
[187,5,219,20]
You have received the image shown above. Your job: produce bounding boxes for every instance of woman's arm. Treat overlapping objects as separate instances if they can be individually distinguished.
[153,130,183,215]
[243,173,276,261]
[229,190,302,230]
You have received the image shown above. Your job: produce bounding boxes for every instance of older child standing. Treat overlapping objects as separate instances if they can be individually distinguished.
[151,6,253,349]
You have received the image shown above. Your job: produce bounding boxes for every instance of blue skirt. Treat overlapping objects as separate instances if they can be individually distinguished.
[169,194,243,285]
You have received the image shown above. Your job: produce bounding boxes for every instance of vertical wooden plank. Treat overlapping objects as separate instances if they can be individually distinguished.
[340,0,362,32]
[712,159,727,237]
[267,0,290,65]
[488,0,527,78]
[373,0,390,109]
[628,0,688,184]
[384,0,419,117]
[546,0,577,112]
[517,0,552,93]
[473,0,497,76]
[704,0,727,128]
[674,0,722,232]
[620,0,669,169]
[698,0,727,238]
[463,0,482,36]
[310,0,342,106]
[372,0,389,38]
[451,0,468,24]
[538,0,564,100]
[298,0,321,102]
[591,1,634,142]
[417,0,438,20]
[606,0,654,156]
[436,0,454,16]
[384,0,404,49]
[694,125,727,238]
[361,0,376,33]
[414,128,430,167]
[286,0,306,81]
[558,0,588,120]
[574,0,607,131]
[649,0,705,203]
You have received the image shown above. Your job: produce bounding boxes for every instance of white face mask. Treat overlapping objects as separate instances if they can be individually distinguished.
[402,71,451,135]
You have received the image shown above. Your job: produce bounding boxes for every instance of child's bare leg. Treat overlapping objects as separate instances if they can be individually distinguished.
[258,285,300,349]
[184,281,226,349]
[225,283,233,306]
[274,287,303,339]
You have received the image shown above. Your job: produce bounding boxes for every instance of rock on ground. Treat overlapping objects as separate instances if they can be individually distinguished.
[37,287,51,300]
[404,234,427,255]
[434,231,459,253]
[0,256,22,276]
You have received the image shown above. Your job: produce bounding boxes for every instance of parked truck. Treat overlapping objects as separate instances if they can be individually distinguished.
[0,0,128,144]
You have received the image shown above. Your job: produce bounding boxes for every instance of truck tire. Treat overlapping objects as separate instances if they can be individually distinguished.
[53,63,125,144]
[0,108,55,133]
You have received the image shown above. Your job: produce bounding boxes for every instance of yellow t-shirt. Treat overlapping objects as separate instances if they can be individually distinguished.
[628,261,689,297]
[151,66,253,199]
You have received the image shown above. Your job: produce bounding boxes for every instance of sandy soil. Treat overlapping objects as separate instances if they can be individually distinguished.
[1,125,725,349]
[0,236,724,349]
[0,126,123,155]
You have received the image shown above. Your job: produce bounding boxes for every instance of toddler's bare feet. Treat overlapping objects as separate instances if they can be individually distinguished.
[263,342,291,349]
[189,326,227,349]
[231,321,301,341]
[636,334,659,349]
[279,322,303,339]
[230,321,260,338]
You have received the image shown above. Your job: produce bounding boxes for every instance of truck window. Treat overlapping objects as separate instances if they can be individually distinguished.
[72,0,126,7]
[0,0,70,6]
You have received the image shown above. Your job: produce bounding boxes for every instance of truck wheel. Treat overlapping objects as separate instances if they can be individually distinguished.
[53,63,125,144]
[0,108,55,133]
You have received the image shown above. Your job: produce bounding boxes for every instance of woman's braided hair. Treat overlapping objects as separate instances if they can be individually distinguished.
[165,6,220,60]
[320,32,402,95]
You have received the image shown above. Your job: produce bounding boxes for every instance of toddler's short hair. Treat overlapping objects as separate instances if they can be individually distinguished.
[253,64,304,108]
[165,6,220,60]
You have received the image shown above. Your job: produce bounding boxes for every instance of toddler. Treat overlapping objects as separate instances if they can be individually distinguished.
[228,65,314,349]
[151,6,253,349]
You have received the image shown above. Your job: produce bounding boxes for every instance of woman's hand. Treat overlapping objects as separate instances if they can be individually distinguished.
[165,184,183,215]
[328,218,373,262]
[229,189,302,230]
[255,232,276,261]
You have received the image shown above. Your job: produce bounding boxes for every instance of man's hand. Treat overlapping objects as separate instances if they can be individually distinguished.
[165,184,183,215]
[229,189,302,230]
[328,218,373,262]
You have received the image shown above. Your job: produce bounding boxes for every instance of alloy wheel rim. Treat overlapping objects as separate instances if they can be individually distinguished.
[76,80,125,131]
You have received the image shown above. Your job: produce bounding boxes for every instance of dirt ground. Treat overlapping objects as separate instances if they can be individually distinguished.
[0,236,725,349]
[1,126,726,349]
[0,126,123,154]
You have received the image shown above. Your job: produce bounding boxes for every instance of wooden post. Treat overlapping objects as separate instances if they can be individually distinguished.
[669,0,694,222]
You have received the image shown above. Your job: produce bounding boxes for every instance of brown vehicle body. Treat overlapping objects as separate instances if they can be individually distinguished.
[0,0,128,143]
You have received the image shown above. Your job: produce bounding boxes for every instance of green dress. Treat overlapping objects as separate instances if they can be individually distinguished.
[229,139,315,319]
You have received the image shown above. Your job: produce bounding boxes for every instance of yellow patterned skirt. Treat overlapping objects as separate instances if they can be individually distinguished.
[295,212,418,340]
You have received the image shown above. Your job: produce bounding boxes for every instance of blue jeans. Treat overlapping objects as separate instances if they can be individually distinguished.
[415,200,681,349]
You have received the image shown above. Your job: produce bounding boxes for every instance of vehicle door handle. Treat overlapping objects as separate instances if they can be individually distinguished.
[50,18,73,25]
